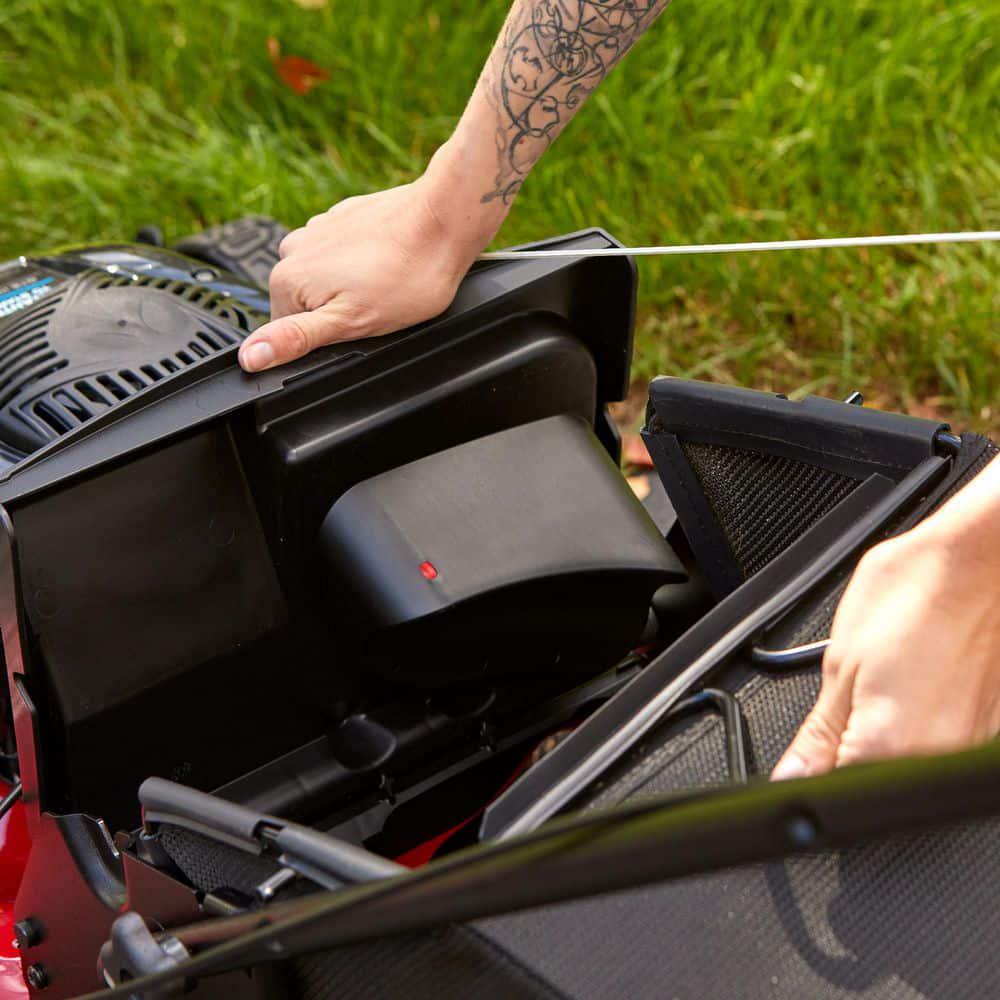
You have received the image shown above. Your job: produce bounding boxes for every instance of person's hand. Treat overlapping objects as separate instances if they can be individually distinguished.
[238,144,508,372]
[773,459,1000,779]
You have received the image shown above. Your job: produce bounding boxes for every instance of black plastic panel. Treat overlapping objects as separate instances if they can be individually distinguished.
[13,427,283,722]
[8,427,314,825]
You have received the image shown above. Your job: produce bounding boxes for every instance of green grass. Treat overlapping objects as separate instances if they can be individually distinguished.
[2,0,997,430]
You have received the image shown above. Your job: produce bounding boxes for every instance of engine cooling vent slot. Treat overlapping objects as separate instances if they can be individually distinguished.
[28,370,165,434]
[0,295,70,413]
[94,273,267,332]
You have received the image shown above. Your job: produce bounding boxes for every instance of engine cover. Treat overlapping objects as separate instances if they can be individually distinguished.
[0,248,267,463]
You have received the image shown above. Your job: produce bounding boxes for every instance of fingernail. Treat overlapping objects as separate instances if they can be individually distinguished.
[771,754,809,782]
[240,341,275,372]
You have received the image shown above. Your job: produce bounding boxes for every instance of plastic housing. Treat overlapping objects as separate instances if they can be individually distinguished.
[320,416,685,683]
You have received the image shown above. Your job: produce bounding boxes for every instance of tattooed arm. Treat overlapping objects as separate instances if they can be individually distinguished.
[478,1,673,204]
[240,1,673,371]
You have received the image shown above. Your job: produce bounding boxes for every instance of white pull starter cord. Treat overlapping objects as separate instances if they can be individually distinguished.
[479,230,1000,261]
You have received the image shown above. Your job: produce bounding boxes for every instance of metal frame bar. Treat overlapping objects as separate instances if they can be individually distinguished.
[669,689,749,784]
[750,638,830,669]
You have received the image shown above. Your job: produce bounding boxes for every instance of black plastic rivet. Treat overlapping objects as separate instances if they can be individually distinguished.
[25,963,49,990]
[787,814,819,848]
[13,917,43,950]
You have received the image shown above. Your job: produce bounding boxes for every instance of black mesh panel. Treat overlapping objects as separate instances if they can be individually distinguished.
[582,666,821,810]
[292,928,563,1000]
[158,827,563,998]
[682,442,860,578]
[480,818,1000,1000]
[159,825,279,894]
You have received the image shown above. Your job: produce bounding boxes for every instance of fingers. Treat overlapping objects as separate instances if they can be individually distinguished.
[267,257,308,319]
[835,699,900,768]
[278,228,305,259]
[772,646,853,780]
[278,206,345,259]
[239,307,343,372]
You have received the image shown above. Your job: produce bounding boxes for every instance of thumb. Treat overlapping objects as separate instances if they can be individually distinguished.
[239,308,341,372]
[772,661,853,781]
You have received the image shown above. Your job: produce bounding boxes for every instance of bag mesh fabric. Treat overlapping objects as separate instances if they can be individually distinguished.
[681,441,861,578]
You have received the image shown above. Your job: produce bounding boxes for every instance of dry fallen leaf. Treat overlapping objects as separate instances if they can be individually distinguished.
[267,36,331,95]
[291,0,328,7]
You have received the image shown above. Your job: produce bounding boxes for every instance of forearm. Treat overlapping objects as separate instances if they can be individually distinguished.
[420,0,674,253]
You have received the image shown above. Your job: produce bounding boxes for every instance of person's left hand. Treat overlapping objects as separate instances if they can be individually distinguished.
[772,477,1000,780]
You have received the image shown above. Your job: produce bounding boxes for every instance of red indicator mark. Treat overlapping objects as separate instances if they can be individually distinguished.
[419,561,438,581]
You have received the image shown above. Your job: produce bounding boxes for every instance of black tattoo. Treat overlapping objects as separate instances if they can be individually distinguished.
[481,0,673,204]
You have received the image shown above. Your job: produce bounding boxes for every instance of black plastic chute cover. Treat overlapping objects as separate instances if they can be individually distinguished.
[319,415,686,684]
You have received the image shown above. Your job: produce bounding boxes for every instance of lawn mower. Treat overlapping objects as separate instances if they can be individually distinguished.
[0,218,996,999]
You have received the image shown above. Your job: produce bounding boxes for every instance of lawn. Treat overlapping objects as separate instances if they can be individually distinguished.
[2,0,997,430]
